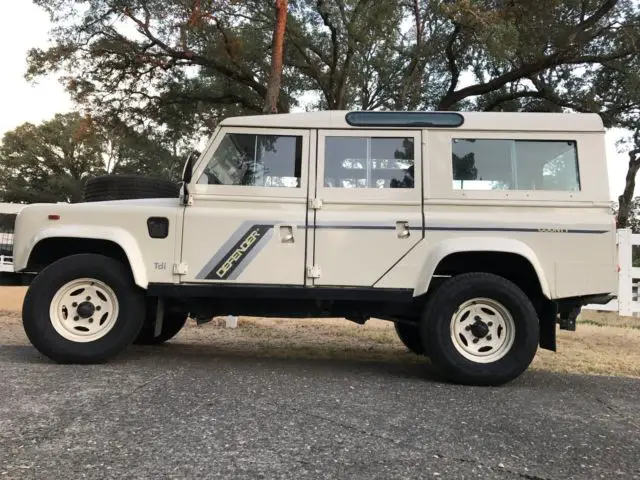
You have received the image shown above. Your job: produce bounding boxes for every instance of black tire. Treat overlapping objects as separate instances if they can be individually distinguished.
[134,306,188,345]
[421,273,539,386]
[394,321,427,355]
[22,254,145,364]
[82,175,179,202]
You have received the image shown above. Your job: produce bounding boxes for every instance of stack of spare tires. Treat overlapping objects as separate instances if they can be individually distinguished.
[81,175,180,202]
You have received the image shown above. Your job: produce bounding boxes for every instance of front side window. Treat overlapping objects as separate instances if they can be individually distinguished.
[452,139,580,191]
[199,133,303,187]
[324,136,415,188]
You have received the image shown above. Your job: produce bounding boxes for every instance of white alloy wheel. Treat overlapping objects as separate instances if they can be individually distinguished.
[450,297,516,363]
[49,278,119,343]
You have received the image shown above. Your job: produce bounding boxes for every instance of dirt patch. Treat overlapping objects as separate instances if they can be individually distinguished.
[2,287,639,378]
[0,287,26,313]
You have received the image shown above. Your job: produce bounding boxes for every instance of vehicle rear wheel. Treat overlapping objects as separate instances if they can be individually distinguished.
[22,254,145,364]
[421,273,539,386]
[394,321,427,355]
[134,303,188,345]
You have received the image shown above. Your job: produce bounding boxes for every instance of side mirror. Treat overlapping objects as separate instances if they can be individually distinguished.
[180,151,199,205]
[182,151,198,184]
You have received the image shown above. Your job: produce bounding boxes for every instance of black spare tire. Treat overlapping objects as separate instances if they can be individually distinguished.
[82,175,180,202]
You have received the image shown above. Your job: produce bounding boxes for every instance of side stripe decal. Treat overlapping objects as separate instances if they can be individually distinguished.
[195,222,609,281]
[315,224,608,234]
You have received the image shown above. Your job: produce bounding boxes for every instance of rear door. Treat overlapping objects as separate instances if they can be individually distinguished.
[180,127,311,286]
[311,129,424,286]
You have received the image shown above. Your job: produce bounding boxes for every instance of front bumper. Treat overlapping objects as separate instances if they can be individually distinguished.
[0,260,34,286]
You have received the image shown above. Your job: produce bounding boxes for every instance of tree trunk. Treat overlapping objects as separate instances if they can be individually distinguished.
[616,148,640,229]
[263,0,288,114]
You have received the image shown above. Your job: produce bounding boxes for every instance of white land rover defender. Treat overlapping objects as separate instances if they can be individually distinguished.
[1,111,617,385]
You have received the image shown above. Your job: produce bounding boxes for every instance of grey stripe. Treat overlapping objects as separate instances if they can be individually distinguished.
[314,224,607,234]
[425,226,608,234]
[314,224,421,231]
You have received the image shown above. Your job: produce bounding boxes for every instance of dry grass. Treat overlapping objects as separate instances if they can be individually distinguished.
[1,287,639,378]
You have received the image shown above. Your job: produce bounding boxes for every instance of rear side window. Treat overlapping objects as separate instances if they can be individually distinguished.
[452,139,580,191]
[323,136,415,188]
[200,133,303,187]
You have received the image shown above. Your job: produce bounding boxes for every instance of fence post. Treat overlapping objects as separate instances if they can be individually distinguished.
[617,229,633,317]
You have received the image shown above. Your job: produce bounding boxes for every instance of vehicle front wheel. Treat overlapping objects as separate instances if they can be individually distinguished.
[421,273,539,386]
[22,254,145,364]
[394,321,427,355]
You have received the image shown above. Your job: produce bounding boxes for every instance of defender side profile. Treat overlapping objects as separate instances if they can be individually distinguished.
[4,110,617,385]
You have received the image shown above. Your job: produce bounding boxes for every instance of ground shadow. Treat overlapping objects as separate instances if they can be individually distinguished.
[1,340,447,384]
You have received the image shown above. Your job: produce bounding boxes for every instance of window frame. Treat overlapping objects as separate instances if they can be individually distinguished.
[317,129,422,203]
[426,130,586,202]
[191,127,310,199]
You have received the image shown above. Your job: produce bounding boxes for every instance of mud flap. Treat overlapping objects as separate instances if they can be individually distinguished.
[154,297,165,337]
[538,299,557,352]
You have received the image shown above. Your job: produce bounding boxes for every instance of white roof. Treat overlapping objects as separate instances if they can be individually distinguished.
[220,110,604,132]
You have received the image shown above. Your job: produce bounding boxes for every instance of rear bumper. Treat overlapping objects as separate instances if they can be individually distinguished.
[556,293,616,310]
[554,293,615,332]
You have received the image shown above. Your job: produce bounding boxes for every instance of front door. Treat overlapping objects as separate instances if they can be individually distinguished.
[311,129,424,286]
[181,127,311,286]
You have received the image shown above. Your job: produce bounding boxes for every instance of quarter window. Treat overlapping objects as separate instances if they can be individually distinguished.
[199,133,303,187]
[452,139,580,191]
[324,137,415,188]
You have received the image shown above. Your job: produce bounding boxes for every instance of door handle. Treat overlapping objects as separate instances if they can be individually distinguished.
[396,221,410,239]
[279,225,295,243]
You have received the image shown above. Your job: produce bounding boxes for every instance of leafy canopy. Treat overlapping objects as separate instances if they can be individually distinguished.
[27,0,640,136]
[0,112,181,203]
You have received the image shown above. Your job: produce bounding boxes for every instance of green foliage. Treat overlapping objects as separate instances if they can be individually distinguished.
[0,113,104,203]
[0,112,181,204]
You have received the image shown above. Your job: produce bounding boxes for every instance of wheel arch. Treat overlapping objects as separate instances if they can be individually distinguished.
[415,237,551,300]
[22,226,148,289]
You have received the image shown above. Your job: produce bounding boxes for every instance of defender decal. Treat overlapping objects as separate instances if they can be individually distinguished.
[197,224,273,280]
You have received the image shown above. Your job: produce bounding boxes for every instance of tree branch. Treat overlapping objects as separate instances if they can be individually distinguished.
[482,90,545,111]
[122,8,269,100]
[316,0,340,107]
[444,23,462,98]
[437,47,634,110]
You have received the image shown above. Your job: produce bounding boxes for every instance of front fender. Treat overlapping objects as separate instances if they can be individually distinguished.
[414,237,551,298]
[17,225,148,289]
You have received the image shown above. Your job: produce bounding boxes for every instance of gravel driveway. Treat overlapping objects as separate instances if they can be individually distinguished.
[1,332,640,480]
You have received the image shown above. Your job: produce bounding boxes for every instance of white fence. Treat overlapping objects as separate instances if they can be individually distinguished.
[0,255,13,273]
[583,228,638,316]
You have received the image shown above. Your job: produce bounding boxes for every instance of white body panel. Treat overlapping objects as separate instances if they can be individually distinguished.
[311,129,423,286]
[13,199,182,288]
[180,195,308,284]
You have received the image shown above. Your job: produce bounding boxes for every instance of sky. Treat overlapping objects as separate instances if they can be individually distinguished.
[0,2,630,201]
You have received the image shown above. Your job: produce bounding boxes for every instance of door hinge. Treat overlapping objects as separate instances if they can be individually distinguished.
[173,263,188,275]
[308,198,323,210]
[306,265,321,278]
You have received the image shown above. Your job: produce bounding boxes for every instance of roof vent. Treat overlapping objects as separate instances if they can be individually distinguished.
[345,111,464,128]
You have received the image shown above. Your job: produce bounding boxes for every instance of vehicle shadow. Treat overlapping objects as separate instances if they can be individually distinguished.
[1,340,447,384]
